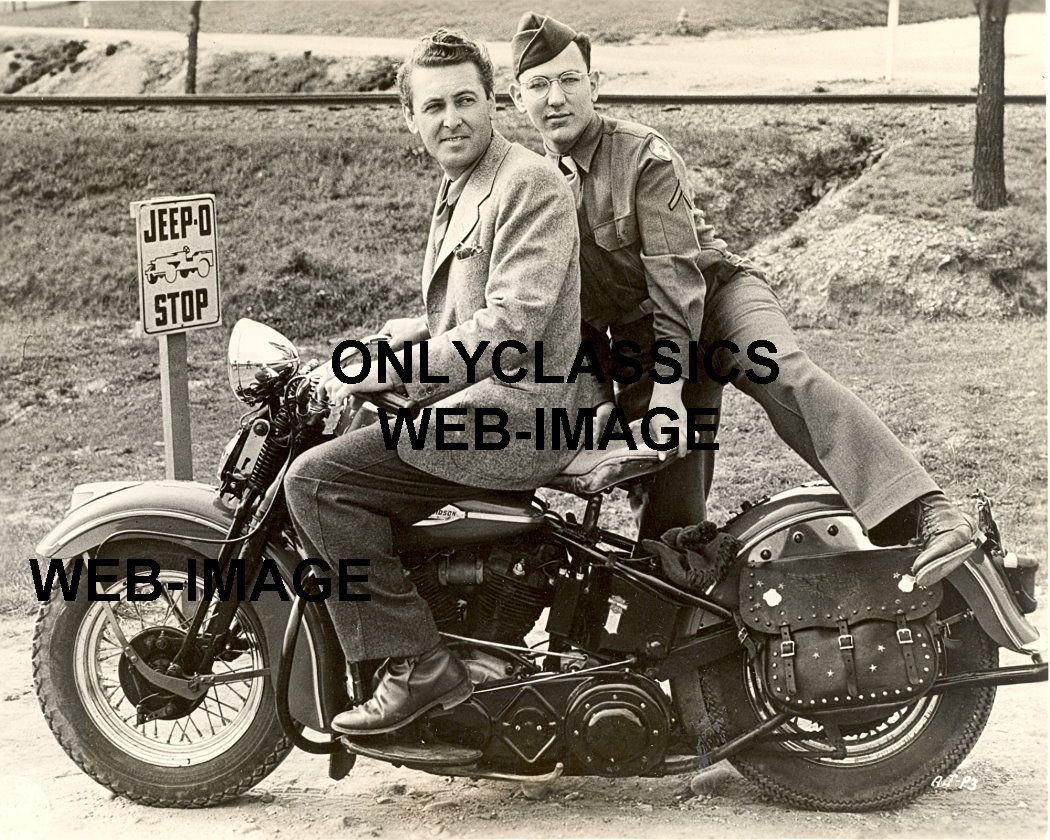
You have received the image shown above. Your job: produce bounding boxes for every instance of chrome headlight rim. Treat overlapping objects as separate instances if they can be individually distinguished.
[227,318,300,405]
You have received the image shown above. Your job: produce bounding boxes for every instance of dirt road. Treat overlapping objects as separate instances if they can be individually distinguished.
[0,12,1044,94]
[0,611,1045,840]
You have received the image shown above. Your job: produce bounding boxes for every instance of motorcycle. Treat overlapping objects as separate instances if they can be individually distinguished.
[32,318,1047,811]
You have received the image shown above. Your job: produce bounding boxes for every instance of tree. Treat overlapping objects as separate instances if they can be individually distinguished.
[186,0,202,95]
[972,0,1010,209]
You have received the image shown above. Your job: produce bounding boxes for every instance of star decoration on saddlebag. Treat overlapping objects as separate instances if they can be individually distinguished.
[877,644,886,652]
[812,652,820,659]
[826,670,834,677]
[869,664,878,672]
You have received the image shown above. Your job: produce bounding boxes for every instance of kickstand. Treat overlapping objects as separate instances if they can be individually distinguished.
[329,738,357,780]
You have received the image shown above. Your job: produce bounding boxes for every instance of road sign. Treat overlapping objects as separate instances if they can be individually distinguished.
[133,194,221,336]
[130,193,222,480]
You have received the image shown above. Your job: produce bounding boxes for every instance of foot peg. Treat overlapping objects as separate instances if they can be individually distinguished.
[914,535,984,589]
[341,734,482,768]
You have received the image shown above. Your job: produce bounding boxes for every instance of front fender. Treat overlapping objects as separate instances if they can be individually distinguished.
[36,479,235,559]
[35,479,344,730]
[718,484,1043,656]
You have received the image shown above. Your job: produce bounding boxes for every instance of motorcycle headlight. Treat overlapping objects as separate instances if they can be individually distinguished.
[227,318,300,404]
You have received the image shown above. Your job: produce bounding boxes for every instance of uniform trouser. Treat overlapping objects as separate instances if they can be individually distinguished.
[284,422,494,664]
[613,269,939,540]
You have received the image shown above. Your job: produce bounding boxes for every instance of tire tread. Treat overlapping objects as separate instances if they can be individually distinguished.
[32,589,293,808]
[694,627,998,811]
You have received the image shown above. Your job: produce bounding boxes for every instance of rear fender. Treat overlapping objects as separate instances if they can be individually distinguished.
[35,479,344,730]
[718,484,1042,656]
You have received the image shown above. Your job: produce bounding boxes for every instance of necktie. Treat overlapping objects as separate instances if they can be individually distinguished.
[432,178,453,262]
[558,155,582,207]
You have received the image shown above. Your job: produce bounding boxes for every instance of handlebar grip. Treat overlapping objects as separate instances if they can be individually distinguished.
[370,390,416,412]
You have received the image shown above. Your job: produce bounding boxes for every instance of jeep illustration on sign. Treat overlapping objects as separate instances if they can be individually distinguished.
[144,246,215,285]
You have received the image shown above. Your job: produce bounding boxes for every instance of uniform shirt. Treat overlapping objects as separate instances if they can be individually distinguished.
[554,114,743,371]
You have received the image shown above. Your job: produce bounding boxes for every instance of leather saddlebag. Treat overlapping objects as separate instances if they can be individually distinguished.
[738,548,942,713]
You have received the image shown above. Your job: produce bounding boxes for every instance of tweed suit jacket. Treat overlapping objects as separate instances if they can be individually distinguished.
[397,131,585,491]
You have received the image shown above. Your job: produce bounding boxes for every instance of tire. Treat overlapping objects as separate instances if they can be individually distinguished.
[675,595,997,811]
[32,540,292,808]
[197,259,211,278]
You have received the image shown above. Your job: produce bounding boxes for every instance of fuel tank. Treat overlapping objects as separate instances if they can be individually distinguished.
[394,492,546,551]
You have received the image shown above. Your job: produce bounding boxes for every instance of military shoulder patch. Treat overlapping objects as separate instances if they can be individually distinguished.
[648,136,672,162]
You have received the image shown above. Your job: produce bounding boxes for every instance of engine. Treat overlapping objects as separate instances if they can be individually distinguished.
[405,537,560,648]
[407,541,676,775]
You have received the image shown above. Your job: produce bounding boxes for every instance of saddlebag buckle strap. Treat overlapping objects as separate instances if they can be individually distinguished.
[733,614,759,661]
[896,613,922,685]
[778,626,797,695]
[836,619,860,697]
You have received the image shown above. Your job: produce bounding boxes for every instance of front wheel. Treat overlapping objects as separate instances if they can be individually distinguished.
[32,540,292,807]
[677,605,997,811]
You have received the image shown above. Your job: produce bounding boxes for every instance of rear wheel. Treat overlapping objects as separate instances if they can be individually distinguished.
[33,540,291,807]
[675,604,997,810]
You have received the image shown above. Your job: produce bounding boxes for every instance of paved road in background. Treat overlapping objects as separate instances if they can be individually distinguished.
[0,13,1045,94]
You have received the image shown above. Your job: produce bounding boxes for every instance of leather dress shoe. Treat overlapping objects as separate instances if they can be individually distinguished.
[331,644,472,736]
[911,493,980,588]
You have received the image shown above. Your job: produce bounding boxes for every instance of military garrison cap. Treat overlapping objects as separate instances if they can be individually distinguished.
[511,12,578,77]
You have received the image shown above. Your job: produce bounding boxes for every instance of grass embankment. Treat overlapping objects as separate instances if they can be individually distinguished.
[0,103,1045,613]
[2,0,1044,40]
[1,104,1043,333]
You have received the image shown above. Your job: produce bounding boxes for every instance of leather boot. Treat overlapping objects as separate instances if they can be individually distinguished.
[911,493,979,588]
[331,643,472,736]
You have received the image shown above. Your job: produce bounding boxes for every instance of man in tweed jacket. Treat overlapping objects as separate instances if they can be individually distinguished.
[285,29,582,738]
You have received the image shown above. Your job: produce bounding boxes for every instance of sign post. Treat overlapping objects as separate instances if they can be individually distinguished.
[885,0,900,82]
[131,193,222,480]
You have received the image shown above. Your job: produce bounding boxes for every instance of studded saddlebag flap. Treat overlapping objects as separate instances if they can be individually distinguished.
[739,548,942,713]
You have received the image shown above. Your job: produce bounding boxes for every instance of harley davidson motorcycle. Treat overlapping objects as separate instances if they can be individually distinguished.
[33,319,1046,811]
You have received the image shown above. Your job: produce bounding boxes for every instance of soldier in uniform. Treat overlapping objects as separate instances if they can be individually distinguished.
[508,12,976,587]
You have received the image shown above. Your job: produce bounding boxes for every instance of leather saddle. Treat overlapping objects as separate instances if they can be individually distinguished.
[543,419,679,496]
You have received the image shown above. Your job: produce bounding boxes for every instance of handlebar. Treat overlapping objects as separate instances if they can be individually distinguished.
[368,389,416,412]
[296,333,420,433]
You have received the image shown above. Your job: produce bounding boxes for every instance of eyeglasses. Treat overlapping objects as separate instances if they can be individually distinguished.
[521,71,588,98]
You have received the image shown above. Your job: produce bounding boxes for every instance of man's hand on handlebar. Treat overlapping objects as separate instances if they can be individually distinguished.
[312,347,398,407]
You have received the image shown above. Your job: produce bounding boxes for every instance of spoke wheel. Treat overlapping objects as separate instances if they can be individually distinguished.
[34,540,292,807]
[673,596,998,811]
[73,570,266,768]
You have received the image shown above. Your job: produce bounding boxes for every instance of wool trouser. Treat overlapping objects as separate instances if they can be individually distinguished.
[613,269,938,540]
[284,422,496,664]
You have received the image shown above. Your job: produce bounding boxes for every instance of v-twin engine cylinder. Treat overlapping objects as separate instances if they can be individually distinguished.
[405,538,561,647]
